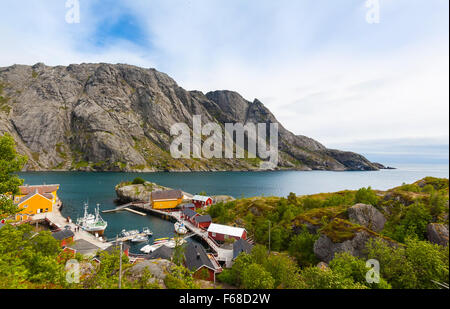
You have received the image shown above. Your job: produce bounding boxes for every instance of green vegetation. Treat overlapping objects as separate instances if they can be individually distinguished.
[211,177,449,289]
[132,177,146,185]
[0,133,27,217]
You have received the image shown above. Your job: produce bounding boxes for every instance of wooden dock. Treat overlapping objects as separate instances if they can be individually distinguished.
[104,201,235,265]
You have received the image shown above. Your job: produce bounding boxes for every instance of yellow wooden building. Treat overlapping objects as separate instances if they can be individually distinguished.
[13,185,60,221]
[151,190,183,210]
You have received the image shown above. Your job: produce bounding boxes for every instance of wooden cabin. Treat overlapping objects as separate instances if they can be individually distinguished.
[151,190,183,210]
[207,223,247,242]
[52,228,75,247]
[192,195,213,209]
[181,208,198,223]
[193,214,212,230]
[15,191,53,221]
[184,243,221,282]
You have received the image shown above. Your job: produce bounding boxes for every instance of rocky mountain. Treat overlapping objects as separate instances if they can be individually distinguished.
[0,63,384,172]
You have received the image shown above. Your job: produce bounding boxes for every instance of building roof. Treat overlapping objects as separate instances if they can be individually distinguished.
[67,239,101,256]
[207,223,246,238]
[181,203,195,209]
[192,195,212,202]
[18,191,53,205]
[148,245,174,260]
[194,214,212,223]
[151,190,183,201]
[184,242,215,272]
[182,208,198,218]
[104,242,131,254]
[52,228,75,241]
[233,239,253,259]
[19,185,59,195]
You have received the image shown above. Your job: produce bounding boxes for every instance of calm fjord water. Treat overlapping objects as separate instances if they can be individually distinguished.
[18,164,448,252]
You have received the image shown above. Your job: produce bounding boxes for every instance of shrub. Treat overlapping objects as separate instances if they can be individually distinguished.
[132,177,146,185]
[288,227,319,267]
[354,187,379,206]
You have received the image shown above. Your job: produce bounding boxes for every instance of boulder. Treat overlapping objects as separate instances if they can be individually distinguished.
[115,182,172,203]
[313,231,375,263]
[427,223,449,246]
[126,259,175,286]
[348,203,386,232]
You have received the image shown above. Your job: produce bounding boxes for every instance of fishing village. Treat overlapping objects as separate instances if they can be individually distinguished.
[2,180,255,284]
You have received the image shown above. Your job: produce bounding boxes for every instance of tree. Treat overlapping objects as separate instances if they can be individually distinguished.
[0,133,27,195]
[241,263,275,289]
[131,177,146,185]
[299,266,367,289]
[329,252,391,289]
[366,238,449,289]
[288,227,319,267]
[172,237,186,266]
[263,254,302,288]
[389,202,432,242]
[354,187,378,206]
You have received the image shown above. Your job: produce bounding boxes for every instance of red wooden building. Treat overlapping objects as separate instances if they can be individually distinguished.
[193,214,212,230]
[52,228,75,247]
[207,223,247,242]
[181,208,198,224]
[192,195,213,209]
[184,243,221,282]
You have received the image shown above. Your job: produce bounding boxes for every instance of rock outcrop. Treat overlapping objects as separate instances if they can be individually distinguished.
[0,63,384,172]
[125,259,175,287]
[115,181,171,203]
[313,231,375,263]
[348,204,386,232]
[427,223,449,246]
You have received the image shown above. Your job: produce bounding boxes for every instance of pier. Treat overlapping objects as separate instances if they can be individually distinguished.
[31,205,110,250]
[109,202,234,266]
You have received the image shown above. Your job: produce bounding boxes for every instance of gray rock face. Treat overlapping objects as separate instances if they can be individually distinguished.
[115,181,182,203]
[0,63,382,172]
[313,231,375,263]
[348,204,386,232]
[427,223,449,246]
[126,259,175,287]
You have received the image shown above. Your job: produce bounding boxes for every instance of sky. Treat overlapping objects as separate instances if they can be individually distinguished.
[0,0,448,164]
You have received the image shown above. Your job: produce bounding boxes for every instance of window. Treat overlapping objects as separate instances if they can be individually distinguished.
[23,204,28,208]
[211,233,216,237]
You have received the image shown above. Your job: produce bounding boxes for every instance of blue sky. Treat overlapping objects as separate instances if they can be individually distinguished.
[0,0,448,164]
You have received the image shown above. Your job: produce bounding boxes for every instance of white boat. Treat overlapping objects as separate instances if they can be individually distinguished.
[131,235,148,243]
[142,227,153,236]
[174,221,188,235]
[120,229,140,237]
[77,203,108,236]
[140,243,164,254]
[165,237,187,248]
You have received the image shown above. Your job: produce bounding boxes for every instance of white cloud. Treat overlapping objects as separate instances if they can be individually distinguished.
[0,0,448,159]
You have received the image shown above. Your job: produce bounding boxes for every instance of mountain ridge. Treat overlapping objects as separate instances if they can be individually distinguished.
[0,62,384,172]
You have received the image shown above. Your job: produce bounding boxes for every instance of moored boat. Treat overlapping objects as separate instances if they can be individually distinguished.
[77,203,108,236]
[131,235,148,243]
[174,221,188,235]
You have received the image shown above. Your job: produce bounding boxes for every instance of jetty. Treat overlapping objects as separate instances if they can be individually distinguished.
[31,204,110,250]
[108,202,235,266]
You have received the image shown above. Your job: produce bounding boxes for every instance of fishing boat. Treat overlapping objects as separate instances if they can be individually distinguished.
[131,235,148,243]
[174,221,188,235]
[77,203,107,236]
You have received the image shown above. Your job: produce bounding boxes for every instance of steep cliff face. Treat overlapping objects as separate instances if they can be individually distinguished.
[0,63,382,172]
